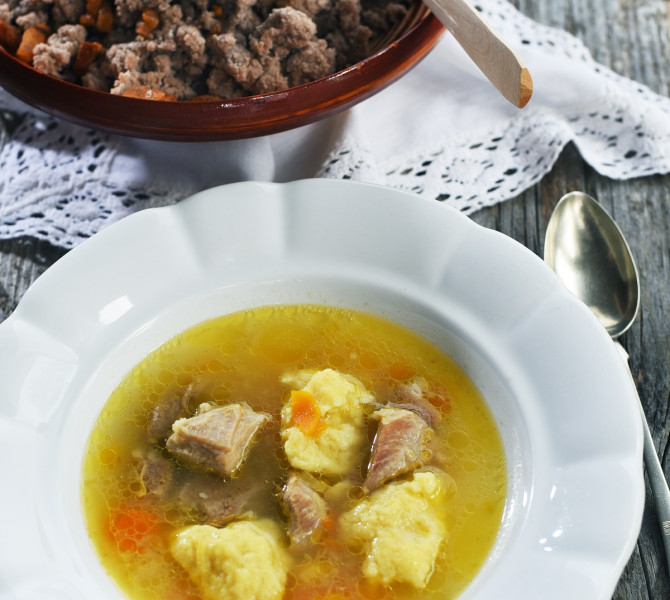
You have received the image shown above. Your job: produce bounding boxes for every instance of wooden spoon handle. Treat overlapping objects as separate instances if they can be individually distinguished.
[422,0,533,108]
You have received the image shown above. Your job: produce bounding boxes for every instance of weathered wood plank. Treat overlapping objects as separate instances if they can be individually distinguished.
[0,237,66,320]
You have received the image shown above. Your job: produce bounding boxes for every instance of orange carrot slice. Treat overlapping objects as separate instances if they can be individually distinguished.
[290,390,324,436]
[107,507,159,554]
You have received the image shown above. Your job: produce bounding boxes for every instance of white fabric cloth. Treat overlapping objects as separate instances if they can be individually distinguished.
[1,0,669,248]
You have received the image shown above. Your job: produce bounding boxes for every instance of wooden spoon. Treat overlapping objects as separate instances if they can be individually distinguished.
[423,0,533,108]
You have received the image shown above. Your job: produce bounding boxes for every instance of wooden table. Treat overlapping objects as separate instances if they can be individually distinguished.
[1,1,668,598]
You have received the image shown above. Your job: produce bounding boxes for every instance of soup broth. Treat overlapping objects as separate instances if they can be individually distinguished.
[82,304,506,600]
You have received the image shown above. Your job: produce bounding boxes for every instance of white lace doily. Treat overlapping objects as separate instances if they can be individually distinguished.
[1,0,669,249]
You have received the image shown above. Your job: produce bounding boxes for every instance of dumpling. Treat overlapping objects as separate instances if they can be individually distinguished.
[280,368,374,476]
[171,519,289,600]
[339,470,450,588]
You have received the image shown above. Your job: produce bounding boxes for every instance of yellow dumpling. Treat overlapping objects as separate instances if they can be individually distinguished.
[171,520,289,600]
[339,471,449,589]
[280,368,374,476]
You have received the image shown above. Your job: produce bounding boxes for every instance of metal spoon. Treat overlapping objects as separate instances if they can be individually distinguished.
[545,191,670,573]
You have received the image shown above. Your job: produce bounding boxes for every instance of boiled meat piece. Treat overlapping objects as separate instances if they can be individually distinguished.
[132,449,173,498]
[166,403,270,476]
[282,473,328,549]
[178,473,264,526]
[147,384,194,441]
[391,377,441,427]
[363,407,432,493]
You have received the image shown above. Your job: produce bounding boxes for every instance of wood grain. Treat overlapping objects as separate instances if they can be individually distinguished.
[423,0,533,107]
[0,1,669,598]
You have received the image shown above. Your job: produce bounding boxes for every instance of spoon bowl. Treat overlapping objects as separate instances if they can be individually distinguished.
[544,191,640,338]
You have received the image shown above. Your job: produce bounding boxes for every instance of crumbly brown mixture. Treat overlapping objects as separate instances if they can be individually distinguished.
[0,0,411,100]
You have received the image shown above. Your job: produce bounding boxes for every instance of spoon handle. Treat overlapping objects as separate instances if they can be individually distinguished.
[641,406,670,570]
[616,342,670,574]
[422,0,533,108]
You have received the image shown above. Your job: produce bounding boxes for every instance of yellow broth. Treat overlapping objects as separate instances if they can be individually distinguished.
[82,304,506,600]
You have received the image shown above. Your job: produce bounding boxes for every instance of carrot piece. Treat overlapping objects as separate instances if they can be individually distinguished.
[0,18,21,54]
[72,40,103,76]
[79,0,113,33]
[107,507,159,553]
[121,85,176,101]
[290,390,324,435]
[95,1,114,33]
[85,0,102,17]
[15,24,48,64]
[321,513,336,534]
[136,7,160,36]
[79,14,95,27]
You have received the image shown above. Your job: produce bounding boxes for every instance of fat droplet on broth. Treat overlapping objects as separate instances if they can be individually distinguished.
[447,430,470,450]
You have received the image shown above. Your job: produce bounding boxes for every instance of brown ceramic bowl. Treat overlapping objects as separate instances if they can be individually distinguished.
[0,5,443,142]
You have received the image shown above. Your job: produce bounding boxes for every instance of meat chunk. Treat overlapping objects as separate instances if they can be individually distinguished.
[31,24,86,78]
[282,474,328,549]
[132,449,174,498]
[52,0,86,26]
[147,384,193,441]
[252,8,336,88]
[178,473,264,526]
[392,377,441,427]
[363,407,432,493]
[208,7,335,97]
[166,403,270,476]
